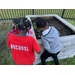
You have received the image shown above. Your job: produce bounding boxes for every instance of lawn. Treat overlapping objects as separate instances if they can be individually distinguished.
[65,19,75,26]
[0,9,75,65]
[38,56,75,65]
[0,20,17,65]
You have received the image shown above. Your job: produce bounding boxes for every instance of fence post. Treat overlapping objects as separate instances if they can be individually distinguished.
[32,9,34,15]
[61,9,65,18]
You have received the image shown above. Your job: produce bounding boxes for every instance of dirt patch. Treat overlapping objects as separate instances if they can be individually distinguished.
[31,17,75,39]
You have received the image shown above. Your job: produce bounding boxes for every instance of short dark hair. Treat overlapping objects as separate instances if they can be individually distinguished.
[36,18,48,28]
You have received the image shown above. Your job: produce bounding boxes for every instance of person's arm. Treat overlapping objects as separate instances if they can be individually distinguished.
[41,37,51,52]
[32,37,41,54]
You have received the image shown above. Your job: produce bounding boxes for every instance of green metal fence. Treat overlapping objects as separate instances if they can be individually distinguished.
[0,9,75,20]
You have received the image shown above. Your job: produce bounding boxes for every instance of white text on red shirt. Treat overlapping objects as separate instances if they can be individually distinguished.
[11,44,29,51]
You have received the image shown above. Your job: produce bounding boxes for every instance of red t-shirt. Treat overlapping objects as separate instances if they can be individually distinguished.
[7,34,41,65]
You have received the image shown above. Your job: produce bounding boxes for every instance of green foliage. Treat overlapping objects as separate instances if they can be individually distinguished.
[38,56,75,65]
[37,30,41,33]
[65,19,75,26]
[33,23,37,30]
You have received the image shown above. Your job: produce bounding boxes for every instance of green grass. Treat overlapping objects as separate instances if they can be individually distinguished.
[0,20,17,65]
[38,56,75,65]
[65,19,75,26]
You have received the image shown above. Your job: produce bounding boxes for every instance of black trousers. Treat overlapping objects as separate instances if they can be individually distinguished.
[41,50,60,65]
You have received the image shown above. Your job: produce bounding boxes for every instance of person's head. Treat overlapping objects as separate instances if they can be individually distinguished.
[36,18,48,32]
[13,18,19,25]
[18,18,31,33]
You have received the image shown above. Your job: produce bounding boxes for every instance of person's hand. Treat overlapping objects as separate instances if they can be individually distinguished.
[37,51,41,54]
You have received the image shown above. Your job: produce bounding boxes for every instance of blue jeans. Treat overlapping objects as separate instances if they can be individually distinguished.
[41,50,60,65]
